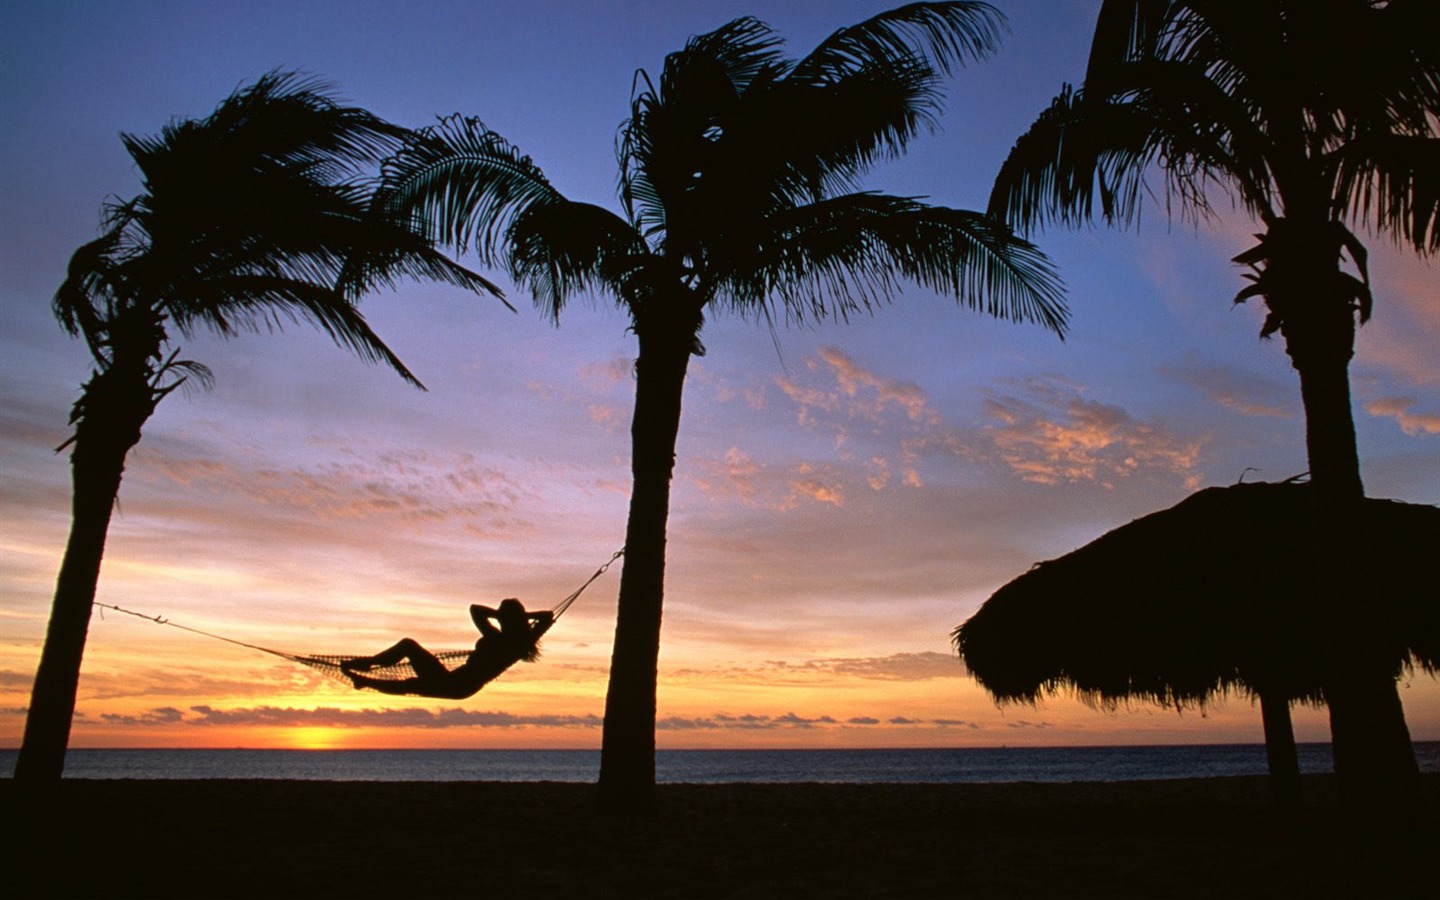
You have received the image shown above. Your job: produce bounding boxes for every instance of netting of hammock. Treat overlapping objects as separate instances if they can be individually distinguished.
[287,650,475,684]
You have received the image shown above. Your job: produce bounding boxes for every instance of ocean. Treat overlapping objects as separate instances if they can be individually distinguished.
[6,742,1439,783]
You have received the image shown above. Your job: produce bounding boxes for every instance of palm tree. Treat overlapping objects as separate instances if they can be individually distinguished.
[988,0,1438,812]
[377,2,1067,812]
[14,72,503,785]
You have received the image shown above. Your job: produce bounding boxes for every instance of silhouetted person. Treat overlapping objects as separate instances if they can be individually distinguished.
[341,599,552,699]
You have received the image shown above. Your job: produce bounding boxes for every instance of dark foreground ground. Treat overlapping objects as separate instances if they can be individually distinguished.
[4,775,1436,898]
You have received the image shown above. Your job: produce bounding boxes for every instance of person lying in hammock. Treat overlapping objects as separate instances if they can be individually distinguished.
[340,599,553,700]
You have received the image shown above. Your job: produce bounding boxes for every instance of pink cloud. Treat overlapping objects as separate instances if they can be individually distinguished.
[766,652,966,681]
[688,451,848,510]
[775,346,940,428]
[1364,397,1440,436]
[788,478,844,507]
[697,446,763,505]
[580,357,634,387]
[1165,365,1294,419]
[587,403,623,427]
[817,347,939,425]
[866,456,891,491]
[979,379,1205,487]
[140,445,531,528]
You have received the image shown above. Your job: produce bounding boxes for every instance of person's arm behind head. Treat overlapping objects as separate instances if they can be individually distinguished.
[471,604,501,638]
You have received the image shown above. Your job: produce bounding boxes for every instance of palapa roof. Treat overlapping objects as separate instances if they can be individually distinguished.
[954,481,1439,710]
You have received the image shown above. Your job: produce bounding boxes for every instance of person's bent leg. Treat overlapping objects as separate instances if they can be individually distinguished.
[362,638,450,680]
[347,638,439,671]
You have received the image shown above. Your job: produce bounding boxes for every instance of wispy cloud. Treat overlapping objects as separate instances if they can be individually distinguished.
[788,469,845,507]
[1165,364,1293,419]
[697,347,943,506]
[688,449,848,510]
[183,705,604,729]
[100,707,186,725]
[766,652,965,682]
[580,357,635,388]
[144,446,531,527]
[80,704,985,733]
[655,712,978,731]
[776,346,940,429]
[0,670,38,691]
[1364,397,1440,436]
[976,377,1205,488]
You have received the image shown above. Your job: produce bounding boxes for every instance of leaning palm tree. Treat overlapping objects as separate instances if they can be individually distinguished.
[377,2,1067,812]
[988,0,1437,812]
[14,72,503,784]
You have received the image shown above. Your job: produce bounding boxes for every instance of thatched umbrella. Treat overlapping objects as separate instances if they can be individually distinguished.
[954,481,1439,808]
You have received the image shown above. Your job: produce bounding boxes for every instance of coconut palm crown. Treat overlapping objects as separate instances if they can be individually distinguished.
[375,2,1068,812]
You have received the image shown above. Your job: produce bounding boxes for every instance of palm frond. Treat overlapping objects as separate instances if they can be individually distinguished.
[122,70,406,190]
[991,52,1280,236]
[989,85,1155,232]
[1083,0,1171,89]
[378,115,564,264]
[327,200,509,307]
[165,274,423,388]
[1330,134,1440,255]
[506,200,651,321]
[711,192,1066,336]
[763,53,939,203]
[791,1,1005,84]
[53,229,128,344]
[620,18,783,243]
[779,3,1006,198]
[667,16,784,96]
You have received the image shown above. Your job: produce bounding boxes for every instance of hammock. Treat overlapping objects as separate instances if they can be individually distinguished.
[94,549,622,695]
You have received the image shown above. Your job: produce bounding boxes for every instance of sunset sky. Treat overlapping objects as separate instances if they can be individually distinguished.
[2,0,1436,753]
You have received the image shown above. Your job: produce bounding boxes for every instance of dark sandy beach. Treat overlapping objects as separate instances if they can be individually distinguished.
[5,775,1436,898]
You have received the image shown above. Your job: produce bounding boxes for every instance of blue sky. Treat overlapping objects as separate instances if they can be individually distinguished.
[2,1,1436,749]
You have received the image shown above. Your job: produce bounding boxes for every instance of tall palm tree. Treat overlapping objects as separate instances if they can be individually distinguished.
[989,0,1438,812]
[14,72,503,785]
[377,2,1067,812]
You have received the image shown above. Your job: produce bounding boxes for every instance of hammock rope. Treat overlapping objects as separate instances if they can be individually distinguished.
[93,548,624,689]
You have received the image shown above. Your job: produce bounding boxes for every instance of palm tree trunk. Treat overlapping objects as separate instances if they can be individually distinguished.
[597,314,696,815]
[1285,269,1419,815]
[1258,692,1302,811]
[14,428,143,784]
[14,363,154,786]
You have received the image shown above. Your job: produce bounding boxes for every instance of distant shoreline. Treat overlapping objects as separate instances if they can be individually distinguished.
[7,775,1437,898]
[0,739,1359,750]
[20,742,1440,786]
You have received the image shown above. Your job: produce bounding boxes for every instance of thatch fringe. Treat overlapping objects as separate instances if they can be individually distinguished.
[955,482,1439,709]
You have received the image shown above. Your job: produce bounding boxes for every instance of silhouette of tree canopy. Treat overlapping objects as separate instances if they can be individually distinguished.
[15,72,503,784]
[376,2,1067,812]
[955,481,1440,809]
[987,0,1438,814]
